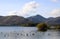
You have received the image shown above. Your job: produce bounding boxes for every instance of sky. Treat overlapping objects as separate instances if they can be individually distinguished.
[0,0,60,18]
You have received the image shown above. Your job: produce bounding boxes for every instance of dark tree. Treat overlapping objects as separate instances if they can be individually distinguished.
[36,23,48,31]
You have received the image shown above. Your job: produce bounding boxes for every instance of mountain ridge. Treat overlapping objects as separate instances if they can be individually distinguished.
[0,15,60,26]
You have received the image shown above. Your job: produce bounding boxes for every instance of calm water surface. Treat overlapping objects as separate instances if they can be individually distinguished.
[0,26,60,39]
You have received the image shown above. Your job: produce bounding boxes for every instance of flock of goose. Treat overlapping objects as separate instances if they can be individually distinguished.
[0,31,58,39]
[0,31,41,39]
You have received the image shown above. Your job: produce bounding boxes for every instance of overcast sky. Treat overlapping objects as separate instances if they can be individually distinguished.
[0,0,60,18]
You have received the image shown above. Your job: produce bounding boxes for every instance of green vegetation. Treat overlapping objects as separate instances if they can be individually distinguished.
[19,22,38,27]
[54,26,60,29]
[36,23,48,31]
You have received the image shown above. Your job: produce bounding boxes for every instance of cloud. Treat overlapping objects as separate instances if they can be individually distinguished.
[8,11,18,16]
[19,1,39,16]
[8,1,39,16]
[50,9,60,17]
[51,0,59,2]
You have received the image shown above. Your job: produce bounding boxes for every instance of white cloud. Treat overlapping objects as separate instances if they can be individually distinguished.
[8,11,18,16]
[19,1,39,16]
[50,9,60,17]
[8,1,39,16]
[51,0,59,2]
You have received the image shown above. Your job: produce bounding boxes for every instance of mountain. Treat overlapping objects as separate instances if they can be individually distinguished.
[0,15,31,26]
[27,15,60,26]
[46,17,60,26]
[27,15,46,23]
[0,15,60,26]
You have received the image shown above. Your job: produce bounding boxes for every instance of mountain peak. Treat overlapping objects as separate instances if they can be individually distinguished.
[36,15,40,16]
[27,15,46,23]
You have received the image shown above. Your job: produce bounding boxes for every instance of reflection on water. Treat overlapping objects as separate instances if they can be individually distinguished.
[0,27,60,39]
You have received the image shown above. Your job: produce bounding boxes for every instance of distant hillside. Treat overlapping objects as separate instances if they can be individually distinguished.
[27,15,46,23]
[0,15,31,26]
[46,17,60,26]
[0,15,60,26]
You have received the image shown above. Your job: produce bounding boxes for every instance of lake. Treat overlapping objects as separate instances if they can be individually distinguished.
[0,26,60,39]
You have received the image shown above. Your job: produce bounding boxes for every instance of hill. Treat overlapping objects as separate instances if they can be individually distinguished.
[0,15,31,26]
[46,17,60,26]
[0,15,60,26]
[27,15,46,23]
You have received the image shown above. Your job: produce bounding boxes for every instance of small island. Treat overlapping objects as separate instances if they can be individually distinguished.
[36,23,60,31]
